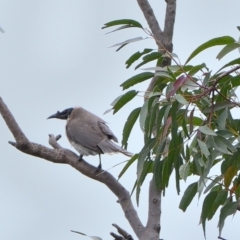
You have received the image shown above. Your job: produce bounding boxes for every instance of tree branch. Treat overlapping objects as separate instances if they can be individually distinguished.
[137,0,163,45]
[163,0,176,50]
[137,0,176,98]
[0,97,144,238]
[141,179,161,240]
[111,223,134,240]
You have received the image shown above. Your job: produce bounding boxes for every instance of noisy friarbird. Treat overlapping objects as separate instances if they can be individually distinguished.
[47,107,133,169]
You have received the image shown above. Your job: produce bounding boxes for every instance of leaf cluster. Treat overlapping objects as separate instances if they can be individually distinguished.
[103,20,240,237]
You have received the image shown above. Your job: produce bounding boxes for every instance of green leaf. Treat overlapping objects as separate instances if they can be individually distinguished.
[188,63,207,76]
[216,57,240,73]
[139,100,149,132]
[201,191,218,237]
[122,108,141,148]
[102,19,143,29]
[215,135,236,153]
[199,125,217,136]
[109,37,147,51]
[203,102,235,114]
[176,94,189,105]
[153,158,164,189]
[145,100,159,139]
[217,42,240,60]
[212,190,228,217]
[135,52,162,69]
[179,162,190,181]
[179,182,198,212]
[137,138,156,183]
[125,49,153,68]
[197,139,210,157]
[185,36,235,64]
[204,175,223,194]
[230,75,240,88]
[113,90,138,114]
[118,154,138,179]
[136,161,153,205]
[175,155,183,194]
[121,72,154,90]
[71,230,102,240]
[218,202,238,236]
[170,101,179,147]
[213,136,232,155]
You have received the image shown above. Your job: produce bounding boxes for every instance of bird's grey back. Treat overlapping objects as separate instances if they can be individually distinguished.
[66,107,119,155]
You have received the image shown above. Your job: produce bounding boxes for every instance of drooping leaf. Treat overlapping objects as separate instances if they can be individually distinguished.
[125,49,153,68]
[216,57,240,73]
[137,138,156,183]
[197,139,210,157]
[139,100,149,132]
[179,162,190,181]
[113,90,138,114]
[122,107,141,148]
[185,36,235,64]
[179,182,198,212]
[109,37,148,51]
[215,135,236,153]
[135,52,162,69]
[229,75,240,88]
[166,75,188,99]
[212,136,232,155]
[201,191,218,237]
[136,160,153,205]
[121,72,154,90]
[203,102,235,113]
[153,157,164,189]
[218,201,238,236]
[224,165,238,188]
[188,63,207,76]
[176,94,189,105]
[216,42,240,60]
[102,19,143,29]
[145,100,159,139]
[118,154,138,179]
[204,175,223,194]
[212,190,228,217]
[199,125,217,136]
[71,230,102,240]
[175,155,183,194]
[189,108,195,134]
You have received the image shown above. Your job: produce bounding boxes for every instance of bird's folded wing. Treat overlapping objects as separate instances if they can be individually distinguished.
[66,121,103,152]
[98,121,118,143]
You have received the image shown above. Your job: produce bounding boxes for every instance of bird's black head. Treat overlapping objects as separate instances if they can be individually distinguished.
[47,108,74,120]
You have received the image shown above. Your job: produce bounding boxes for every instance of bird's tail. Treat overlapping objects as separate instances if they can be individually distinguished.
[98,139,133,157]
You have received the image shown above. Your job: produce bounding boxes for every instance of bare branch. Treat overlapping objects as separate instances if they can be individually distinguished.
[163,0,176,49]
[137,0,163,45]
[138,0,176,99]
[144,179,161,239]
[111,223,134,240]
[0,97,29,144]
[0,97,144,238]
[48,134,62,149]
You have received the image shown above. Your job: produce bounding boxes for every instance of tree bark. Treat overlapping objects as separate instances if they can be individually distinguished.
[0,96,144,239]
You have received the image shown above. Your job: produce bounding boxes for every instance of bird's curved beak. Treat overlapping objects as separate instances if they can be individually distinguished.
[47,111,61,120]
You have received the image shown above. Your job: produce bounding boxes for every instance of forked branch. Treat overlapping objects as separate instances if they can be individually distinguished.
[0,97,144,238]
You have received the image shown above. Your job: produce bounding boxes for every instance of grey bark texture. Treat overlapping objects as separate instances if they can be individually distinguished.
[137,1,176,239]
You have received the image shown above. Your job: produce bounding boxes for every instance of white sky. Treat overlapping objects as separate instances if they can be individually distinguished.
[0,1,240,240]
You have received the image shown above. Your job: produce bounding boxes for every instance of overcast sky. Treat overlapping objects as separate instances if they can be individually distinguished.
[1,1,240,240]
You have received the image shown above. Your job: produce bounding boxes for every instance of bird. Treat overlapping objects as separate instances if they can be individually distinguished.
[47,107,133,169]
